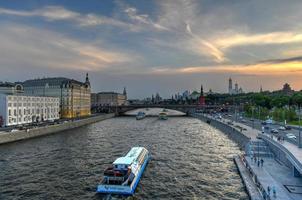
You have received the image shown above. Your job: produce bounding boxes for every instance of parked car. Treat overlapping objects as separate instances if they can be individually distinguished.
[286,133,297,140]
[270,129,279,134]
[285,126,292,130]
[9,129,19,133]
[227,121,234,125]
[278,126,286,131]
[261,121,267,125]
[265,119,274,124]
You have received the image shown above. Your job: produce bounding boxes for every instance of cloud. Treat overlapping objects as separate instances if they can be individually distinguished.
[281,48,302,57]
[213,31,302,50]
[149,57,302,76]
[124,7,169,31]
[0,23,134,72]
[0,6,133,29]
[186,23,227,63]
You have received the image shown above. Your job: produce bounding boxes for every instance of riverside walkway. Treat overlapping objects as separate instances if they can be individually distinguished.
[217,115,302,174]
[245,157,301,200]
[198,113,302,200]
[260,133,302,174]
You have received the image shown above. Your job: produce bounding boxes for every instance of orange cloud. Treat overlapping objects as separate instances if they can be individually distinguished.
[213,31,302,49]
[151,60,302,76]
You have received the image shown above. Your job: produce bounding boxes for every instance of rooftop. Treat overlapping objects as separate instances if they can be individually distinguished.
[113,147,145,165]
[22,77,88,87]
[0,82,17,87]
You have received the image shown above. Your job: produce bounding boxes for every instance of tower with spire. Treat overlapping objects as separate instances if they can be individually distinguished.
[200,84,204,97]
[85,72,90,86]
[123,87,127,99]
[228,77,233,94]
[199,84,205,106]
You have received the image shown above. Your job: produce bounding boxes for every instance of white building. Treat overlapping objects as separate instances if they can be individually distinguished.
[0,94,60,127]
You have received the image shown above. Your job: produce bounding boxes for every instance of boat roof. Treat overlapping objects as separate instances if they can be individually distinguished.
[113,147,145,165]
[159,112,167,115]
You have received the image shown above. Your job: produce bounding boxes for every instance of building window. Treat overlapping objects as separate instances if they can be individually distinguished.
[8,110,11,116]
[14,109,16,116]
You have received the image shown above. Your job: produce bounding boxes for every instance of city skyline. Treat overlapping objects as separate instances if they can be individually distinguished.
[1,0,302,98]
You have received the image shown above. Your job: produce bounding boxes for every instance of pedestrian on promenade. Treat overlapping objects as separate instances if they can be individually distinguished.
[254,156,257,163]
[257,159,260,167]
[260,158,264,167]
[267,186,271,196]
[272,186,276,197]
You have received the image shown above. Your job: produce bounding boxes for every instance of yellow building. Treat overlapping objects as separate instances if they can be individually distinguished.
[22,73,91,119]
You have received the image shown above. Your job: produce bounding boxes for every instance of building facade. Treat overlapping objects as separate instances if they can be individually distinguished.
[282,83,294,96]
[91,91,127,107]
[22,73,91,119]
[0,82,24,94]
[0,94,59,127]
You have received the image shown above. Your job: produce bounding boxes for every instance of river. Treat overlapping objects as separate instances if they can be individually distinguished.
[0,116,248,200]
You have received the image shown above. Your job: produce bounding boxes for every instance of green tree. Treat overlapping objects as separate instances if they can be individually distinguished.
[292,92,302,107]
[271,96,289,108]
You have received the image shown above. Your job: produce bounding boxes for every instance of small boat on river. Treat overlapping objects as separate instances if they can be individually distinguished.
[158,112,168,120]
[136,111,146,120]
[97,147,150,195]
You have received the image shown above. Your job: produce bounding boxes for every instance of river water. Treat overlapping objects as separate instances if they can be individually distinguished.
[0,116,248,200]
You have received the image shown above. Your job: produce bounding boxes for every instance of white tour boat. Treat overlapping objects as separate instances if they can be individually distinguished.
[136,112,146,120]
[158,112,168,120]
[97,147,150,195]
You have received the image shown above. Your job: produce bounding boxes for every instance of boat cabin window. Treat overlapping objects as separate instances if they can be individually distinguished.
[114,164,128,170]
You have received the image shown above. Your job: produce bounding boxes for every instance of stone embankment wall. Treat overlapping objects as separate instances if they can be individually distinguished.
[192,114,250,149]
[0,113,115,145]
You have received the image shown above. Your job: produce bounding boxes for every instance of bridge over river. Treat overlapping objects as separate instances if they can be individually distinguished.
[93,104,234,115]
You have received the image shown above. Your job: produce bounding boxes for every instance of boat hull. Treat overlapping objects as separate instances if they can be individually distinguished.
[136,115,145,120]
[97,154,150,195]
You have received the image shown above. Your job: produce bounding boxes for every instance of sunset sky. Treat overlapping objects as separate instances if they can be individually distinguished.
[0,0,302,98]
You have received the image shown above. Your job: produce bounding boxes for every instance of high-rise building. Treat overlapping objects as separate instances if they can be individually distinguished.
[22,73,91,119]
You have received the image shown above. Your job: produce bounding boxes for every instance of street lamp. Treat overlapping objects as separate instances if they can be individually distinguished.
[299,106,301,148]
[252,107,255,129]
